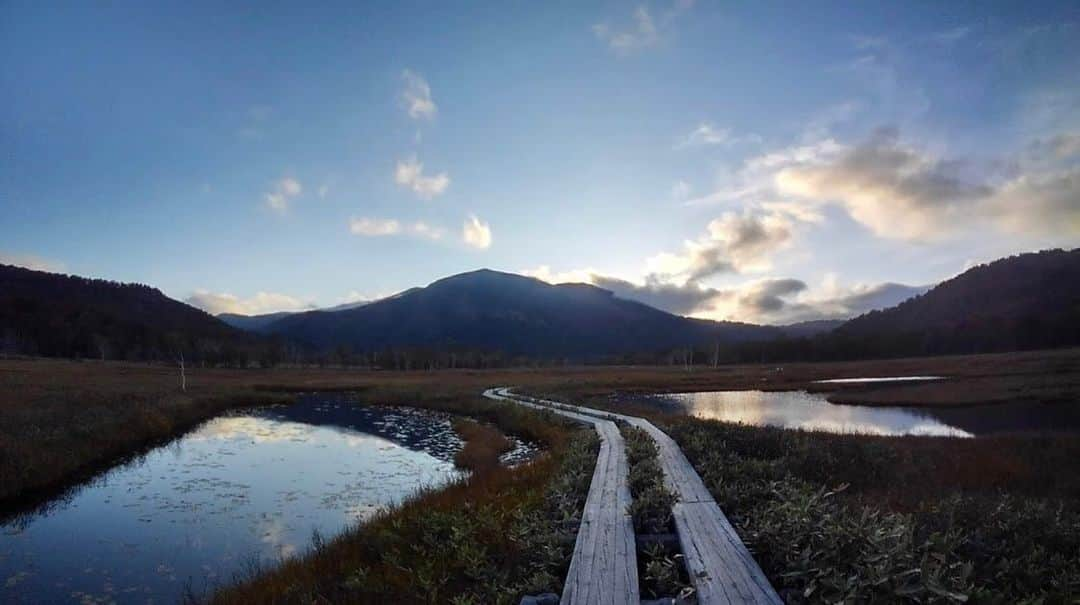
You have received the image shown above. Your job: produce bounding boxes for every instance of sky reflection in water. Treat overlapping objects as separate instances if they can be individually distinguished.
[0,399,463,604]
[646,390,972,437]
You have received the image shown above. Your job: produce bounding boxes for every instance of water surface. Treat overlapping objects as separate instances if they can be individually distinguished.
[813,376,944,384]
[628,390,1080,437]
[0,398,478,604]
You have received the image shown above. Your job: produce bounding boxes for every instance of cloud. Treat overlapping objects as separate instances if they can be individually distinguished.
[593,1,693,55]
[349,217,445,240]
[401,70,436,120]
[671,180,692,200]
[0,253,65,273]
[521,262,928,324]
[394,156,450,199]
[592,274,723,316]
[988,165,1080,236]
[676,123,760,148]
[933,25,973,44]
[186,290,315,316]
[522,265,598,285]
[462,215,492,249]
[593,6,657,54]
[265,177,302,214]
[318,183,330,198]
[349,218,401,236]
[774,128,991,240]
[645,209,793,282]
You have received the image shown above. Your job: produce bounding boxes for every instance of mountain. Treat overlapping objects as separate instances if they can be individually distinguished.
[218,311,296,333]
[779,319,846,338]
[262,269,780,358]
[830,248,1080,356]
[218,288,423,333]
[0,264,260,363]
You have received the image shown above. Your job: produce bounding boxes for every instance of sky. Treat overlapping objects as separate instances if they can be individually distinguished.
[2,1,1078,324]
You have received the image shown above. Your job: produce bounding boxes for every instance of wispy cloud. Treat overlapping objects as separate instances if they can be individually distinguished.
[676,123,761,149]
[932,25,973,44]
[186,290,314,316]
[394,156,450,199]
[462,215,492,249]
[593,1,693,56]
[265,177,302,214]
[349,217,445,240]
[401,70,436,120]
[0,252,65,273]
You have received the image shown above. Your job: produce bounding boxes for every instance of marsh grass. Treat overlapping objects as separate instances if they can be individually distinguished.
[666,418,1080,603]
[622,425,690,600]
[452,418,513,472]
[209,429,599,604]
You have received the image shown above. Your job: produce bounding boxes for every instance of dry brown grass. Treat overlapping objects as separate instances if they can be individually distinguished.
[452,418,513,473]
[2,347,1077,512]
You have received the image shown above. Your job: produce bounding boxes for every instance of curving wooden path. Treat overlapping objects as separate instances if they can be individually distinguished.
[483,388,639,604]
[487,387,781,605]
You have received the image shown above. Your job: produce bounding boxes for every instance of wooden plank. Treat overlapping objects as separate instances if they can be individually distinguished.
[497,389,782,605]
[482,388,639,605]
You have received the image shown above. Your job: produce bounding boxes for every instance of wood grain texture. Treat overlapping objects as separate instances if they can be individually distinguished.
[482,388,639,605]
[496,389,782,605]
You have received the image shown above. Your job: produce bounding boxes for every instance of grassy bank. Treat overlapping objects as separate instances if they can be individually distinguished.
[209,427,598,604]
[0,380,292,509]
[664,418,1080,603]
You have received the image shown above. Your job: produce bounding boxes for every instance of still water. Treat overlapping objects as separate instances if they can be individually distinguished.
[0,397,517,605]
[631,390,1080,437]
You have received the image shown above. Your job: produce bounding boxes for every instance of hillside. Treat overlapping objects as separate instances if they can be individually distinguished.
[830,249,1080,356]
[0,264,260,364]
[263,269,780,358]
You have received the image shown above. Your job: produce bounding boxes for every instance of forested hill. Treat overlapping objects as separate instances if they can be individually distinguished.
[0,264,259,363]
[262,269,780,359]
[832,248,1080,355]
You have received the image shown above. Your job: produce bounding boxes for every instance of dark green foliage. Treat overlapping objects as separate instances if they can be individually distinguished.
[0,263,270,365]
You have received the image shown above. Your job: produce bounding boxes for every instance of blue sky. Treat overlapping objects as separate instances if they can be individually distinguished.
[2,1,1078,323]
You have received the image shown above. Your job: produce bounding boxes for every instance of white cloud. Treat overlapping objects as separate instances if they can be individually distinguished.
[775,128,991,240]
[394,156,450,199]
[349,217,401,236]
[186,290,314,316]
[645,209,794,282]
[265,177,302,214]
[349,217,445,240]
[401,70,436,120]
[593,1,693,55]
[522,265,599,285]
[593,6,658,55]
[0,253,65,273]
[318,184,329,198]
[676,123,761,149]
[462,215,492,249]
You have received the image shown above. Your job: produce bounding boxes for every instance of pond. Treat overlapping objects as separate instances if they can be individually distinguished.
[0,396,532,604]
[625,390,1080,437]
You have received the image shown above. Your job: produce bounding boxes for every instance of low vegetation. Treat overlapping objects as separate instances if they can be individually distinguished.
[622,425,688,600]
[624,426,676,535]
[209,428,599,604]
[665,418,1080,603]
[452,418,514,473]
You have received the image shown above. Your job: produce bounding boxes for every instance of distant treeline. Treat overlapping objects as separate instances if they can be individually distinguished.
[3,248,1078,369]
[0,264,273,366]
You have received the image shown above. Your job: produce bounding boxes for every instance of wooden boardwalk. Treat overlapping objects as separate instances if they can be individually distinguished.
[483,388,639,605]
[493,388,782,605]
